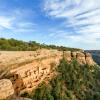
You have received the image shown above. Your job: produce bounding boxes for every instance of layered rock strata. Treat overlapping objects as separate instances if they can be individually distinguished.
[64,51,95,65]
[10,50,62,95]
[0,49,95,98]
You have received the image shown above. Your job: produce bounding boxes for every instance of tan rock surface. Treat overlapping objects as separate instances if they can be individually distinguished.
[0,79,14,100]
[0,49,95,95]
[76,52,86,64]
[63,51,72,62]
[71,52,77,58]
[10,50,62,94]
[85,53,95,65]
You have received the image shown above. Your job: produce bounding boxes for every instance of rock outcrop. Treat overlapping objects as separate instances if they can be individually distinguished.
[9,50,95,95]
[85,53,95,65]
[0,49,95,98]
[63,51,95,65]
[10,50,62,95]
[63,51,72,62]
[0,79,14,99]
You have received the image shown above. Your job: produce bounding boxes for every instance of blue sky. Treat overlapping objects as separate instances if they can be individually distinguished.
[0,0,100,50]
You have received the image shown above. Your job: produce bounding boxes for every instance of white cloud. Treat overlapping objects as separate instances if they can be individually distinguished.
[0,9,36,33]
[0,16,14,29]
[44,0,100,49]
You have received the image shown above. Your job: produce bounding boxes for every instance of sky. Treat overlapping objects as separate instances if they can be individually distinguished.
[0,0,100,50]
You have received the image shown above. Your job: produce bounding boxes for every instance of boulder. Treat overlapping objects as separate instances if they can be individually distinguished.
[0,79,14,99]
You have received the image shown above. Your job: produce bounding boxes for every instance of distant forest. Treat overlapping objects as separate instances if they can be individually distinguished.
[0,38,81,51]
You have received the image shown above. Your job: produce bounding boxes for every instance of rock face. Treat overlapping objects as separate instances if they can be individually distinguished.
[85,53,95,65]
[76,52,86,64]
[0,49,95,99]
[8,50,95,95]
[64,51,95,65]
[10,50,62,95]
[0,79,14,99]
[63,51,72,62]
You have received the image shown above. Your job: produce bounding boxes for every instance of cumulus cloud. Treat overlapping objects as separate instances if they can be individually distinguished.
[43,0,100,49]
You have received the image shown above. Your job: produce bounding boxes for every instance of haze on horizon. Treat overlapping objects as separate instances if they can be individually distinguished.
[0,0,100,50]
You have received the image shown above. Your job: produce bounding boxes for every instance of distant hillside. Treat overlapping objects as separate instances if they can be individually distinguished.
[0,38,82,51]
[85,50,100,65]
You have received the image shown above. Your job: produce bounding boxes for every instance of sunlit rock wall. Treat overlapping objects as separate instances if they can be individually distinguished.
[9,49,95,95]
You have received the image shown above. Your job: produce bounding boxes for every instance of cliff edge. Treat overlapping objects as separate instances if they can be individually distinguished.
[0,49,95,99]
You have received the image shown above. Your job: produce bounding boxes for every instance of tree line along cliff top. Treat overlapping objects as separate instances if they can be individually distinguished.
[0,38,82,51]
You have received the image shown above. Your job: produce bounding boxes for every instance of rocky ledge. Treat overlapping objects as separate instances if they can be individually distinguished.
[64,51,95,65]
[0,49,95,99]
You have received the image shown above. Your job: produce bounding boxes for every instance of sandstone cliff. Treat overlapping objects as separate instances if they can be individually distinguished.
[10,50,95,95]
[64,51,95,65]
[0,49,95,99]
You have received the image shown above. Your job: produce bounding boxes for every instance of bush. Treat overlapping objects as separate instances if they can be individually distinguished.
[0,38,81,51]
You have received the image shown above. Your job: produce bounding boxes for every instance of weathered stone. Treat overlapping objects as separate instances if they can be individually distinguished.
[9,49,95,95]
[64,51,72,62]
[76,52,86,64]
[13,77,24,95]
[0,79,14,100]
[85,53,92,57]
[10,51,62,94]
[85,53,95,65]
[71,52,77,58]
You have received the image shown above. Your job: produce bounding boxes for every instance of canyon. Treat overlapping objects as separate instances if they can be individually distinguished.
[0,49,95,99]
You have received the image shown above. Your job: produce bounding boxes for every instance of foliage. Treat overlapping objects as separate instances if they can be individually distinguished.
[21,59,100,100]
[0,38,81,51]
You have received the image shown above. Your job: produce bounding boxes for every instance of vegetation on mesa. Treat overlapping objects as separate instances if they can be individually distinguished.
[21,59,100,100]
[0,38,81,51]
